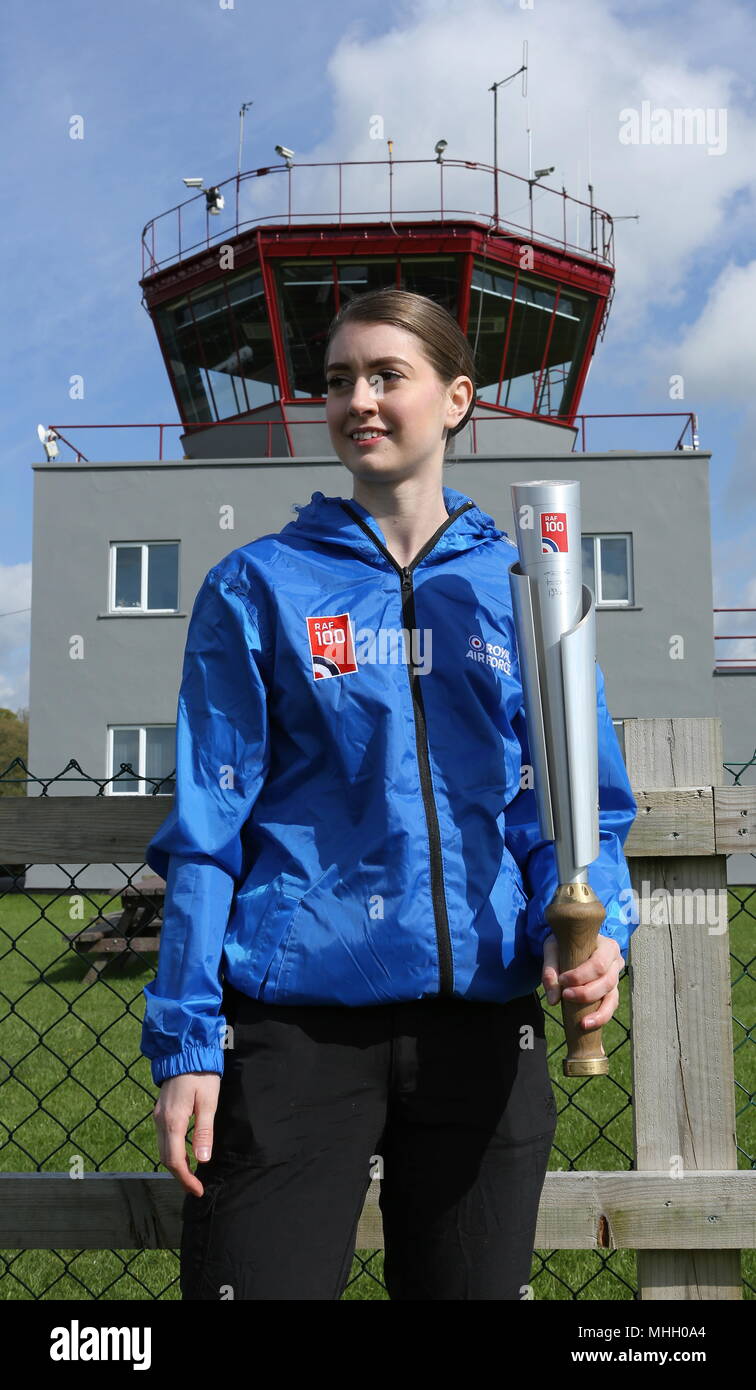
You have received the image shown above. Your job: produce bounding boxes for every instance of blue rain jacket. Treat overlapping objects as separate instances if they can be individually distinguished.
[141,486,639,1086]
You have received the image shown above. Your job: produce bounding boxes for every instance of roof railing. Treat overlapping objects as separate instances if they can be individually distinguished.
[41,411,699,464]
[140,156,615,278]
[714,609,756,669]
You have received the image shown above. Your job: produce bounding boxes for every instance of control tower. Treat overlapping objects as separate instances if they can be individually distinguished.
[138,154,615,460]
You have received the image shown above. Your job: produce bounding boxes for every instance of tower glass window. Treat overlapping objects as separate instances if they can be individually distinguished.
[337,260,396,301]
[277,259,403,397]
[154,269,278,423]
[468,260,596,418]
[276,256,465,398]
[400,256,459,313]
[277,261,339,398]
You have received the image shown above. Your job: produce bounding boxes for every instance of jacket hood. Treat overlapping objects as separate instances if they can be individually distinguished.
[279,485,514,567]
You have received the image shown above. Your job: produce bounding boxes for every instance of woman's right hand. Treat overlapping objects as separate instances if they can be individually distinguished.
[153,1072,222,1197]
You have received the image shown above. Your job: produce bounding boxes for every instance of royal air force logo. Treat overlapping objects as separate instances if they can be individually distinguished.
[467,634,512,674]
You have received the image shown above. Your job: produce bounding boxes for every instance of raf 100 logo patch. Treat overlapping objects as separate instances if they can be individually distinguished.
[306,613,359,679]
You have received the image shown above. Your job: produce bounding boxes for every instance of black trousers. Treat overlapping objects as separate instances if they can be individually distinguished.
[180,980,557,1301]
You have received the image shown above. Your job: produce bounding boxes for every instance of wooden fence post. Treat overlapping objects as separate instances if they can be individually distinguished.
[623,716,741,1299]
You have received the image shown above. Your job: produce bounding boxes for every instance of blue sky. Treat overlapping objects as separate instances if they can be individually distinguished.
[2,0,755,712]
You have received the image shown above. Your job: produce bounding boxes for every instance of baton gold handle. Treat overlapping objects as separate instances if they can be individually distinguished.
[544,882,609,1077]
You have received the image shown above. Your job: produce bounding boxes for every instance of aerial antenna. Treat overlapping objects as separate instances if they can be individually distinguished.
[489,40,529,231]
[523,42,530,177]
[238,100,253,177]
[587,112,594,255]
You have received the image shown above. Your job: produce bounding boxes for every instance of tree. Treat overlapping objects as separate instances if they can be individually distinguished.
[0,707,29,798]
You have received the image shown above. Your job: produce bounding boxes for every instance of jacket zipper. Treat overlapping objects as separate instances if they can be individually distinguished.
[339,498,475,995]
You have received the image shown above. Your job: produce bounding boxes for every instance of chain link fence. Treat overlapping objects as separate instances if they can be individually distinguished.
[0,753,753,1300]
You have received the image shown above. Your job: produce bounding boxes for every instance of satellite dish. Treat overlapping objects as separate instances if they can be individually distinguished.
[37,424,59,460]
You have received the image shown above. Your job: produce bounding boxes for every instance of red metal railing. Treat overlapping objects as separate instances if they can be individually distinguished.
[714,609,756,669]
[41,411,699,464]
[140,157,615,279]
[574,412,699,453]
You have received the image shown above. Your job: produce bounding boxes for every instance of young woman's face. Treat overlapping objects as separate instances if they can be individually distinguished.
[324,321,472,485]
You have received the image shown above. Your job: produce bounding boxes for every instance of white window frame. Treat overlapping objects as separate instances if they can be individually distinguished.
[107,725,175,796]
[109,541,179,613]
[582,533,633,607]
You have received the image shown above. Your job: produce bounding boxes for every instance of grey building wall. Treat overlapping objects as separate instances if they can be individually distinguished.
[179,404,579,460]
[26,446,754,887]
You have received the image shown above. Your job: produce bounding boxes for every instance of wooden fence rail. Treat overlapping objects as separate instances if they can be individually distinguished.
[1,716,754,1300]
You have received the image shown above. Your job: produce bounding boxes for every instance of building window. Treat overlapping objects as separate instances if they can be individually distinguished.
[468,260,596,418]
[276,255,463,399]
[278,258,402,398]
[153,268,279,423]
[582,534,633,605]
[108,726,176,796]
[400,256,460,314]
[110,542,179,612]
[278,259,341,397]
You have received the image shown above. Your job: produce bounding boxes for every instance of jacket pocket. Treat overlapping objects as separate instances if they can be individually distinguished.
[265,862,342,1000]
[231,874,304,995]
[486,851,529,966]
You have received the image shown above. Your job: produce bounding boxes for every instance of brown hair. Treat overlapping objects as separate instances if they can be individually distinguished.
[324,288,477,456]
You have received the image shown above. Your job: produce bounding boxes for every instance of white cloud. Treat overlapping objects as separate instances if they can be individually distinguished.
[654,259,756,402]
[247,0,756,349]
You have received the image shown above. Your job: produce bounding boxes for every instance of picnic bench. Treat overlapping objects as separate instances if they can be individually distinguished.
[68,875,165,983]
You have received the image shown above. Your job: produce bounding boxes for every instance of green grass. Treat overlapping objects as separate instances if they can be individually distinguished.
[0,885,753,1300]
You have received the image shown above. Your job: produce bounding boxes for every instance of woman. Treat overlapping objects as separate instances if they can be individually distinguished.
[142,288,637,1301]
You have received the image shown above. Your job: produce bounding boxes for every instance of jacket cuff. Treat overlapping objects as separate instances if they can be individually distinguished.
[151,1045,225,1087]
[598,890,639,958]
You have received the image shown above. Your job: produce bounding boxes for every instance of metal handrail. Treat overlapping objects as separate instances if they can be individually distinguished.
[42,411,700,464]
[140,156,615,279]
[714,609,756,668]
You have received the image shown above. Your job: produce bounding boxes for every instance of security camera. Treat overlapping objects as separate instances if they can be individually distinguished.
[534,166,555,179]
[183,177,204,188]
[275,145,295,160]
